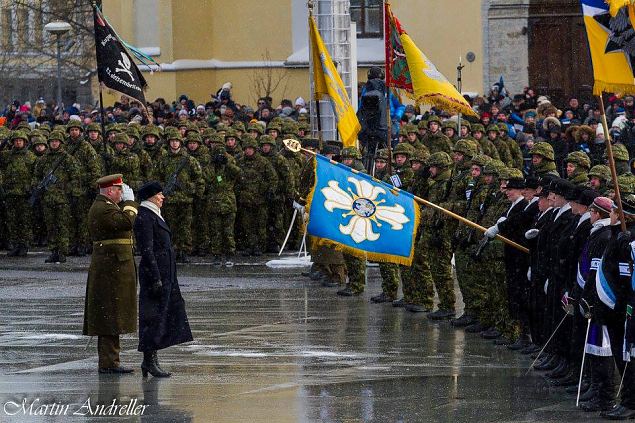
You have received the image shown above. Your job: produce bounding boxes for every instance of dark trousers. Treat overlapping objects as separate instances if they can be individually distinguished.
[607,313,635,408]
[97,335,121,369]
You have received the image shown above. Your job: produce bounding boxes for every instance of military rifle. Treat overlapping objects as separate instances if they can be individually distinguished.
[163,156,189,197]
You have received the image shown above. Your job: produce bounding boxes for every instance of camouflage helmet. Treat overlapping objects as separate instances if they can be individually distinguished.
[270,116,284,126]
[48,130,66,143]
[201,128,217,140]
[410,148,430,163]
[37,123,51,135]
[566,151,591,169]
[259,134,276,146]
[472,123,485,133]
[340,146,362,160]
[486,124,500,133]
[86,123,101,133]
[393,143,414,158]
[242,135,259,149]
[471,154,492,168]
[281,120,299,136]
[417,119,428,129]
[184,122,200,136]
[297,121,310,132]
[10,130,28,142]
[66,119,83,132]
[209,134,224,145]
[141,125,161,140]
[225,128,240,140]
[605,143,630,161]
[427,115,442,126]
[125,126,140,141]
[497,122,509,133]
[617,174,635,195]
[266,123,281,134]
[529,141,555,161]
[426,151,453,168]
[29,129,45,140]
[588,164,611,181]
[460,120,472,130]
[232,121,246,133]
[105,123,118,135]
[15,121,31,132]
[403,123,418,134]
[375,148,389,161]
[113,133,128,145]
[164,127,182,141]
[443,120,458,131]
[247,123,264,135]
[452,139,477,158]
[185,132,202,144]
[215,123,230,133]
[31,135,47,146]
[482,159,506,176]
[196,120,209,129]
[503,168,524,180]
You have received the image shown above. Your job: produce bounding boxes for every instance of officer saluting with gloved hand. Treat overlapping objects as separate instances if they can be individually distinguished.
[82,174,138,374]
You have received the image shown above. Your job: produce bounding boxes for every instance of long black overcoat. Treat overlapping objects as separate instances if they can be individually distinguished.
[133,206,193,352]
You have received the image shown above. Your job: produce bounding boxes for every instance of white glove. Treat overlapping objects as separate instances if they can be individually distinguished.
[484,225,499,239]
[292,201,305,214]
[121,183,135,202]
[527,267,531,281]
[496,216,507,225]
[525,229,539,240]
[544,278,549,295]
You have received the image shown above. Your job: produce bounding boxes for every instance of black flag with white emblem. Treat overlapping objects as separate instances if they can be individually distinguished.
[93,5,147,107]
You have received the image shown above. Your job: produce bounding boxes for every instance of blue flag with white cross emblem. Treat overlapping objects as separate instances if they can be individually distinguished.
[306,154,420,265]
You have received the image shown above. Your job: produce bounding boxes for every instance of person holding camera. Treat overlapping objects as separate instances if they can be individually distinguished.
[134,181,193,378]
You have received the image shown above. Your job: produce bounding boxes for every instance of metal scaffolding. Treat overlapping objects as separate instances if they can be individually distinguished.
[309,0,353,143]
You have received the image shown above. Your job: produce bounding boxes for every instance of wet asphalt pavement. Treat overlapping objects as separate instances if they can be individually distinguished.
[0,251,602,422]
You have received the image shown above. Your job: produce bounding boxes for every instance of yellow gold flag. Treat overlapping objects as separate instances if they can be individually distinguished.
[309,16,360,148]
[399,33,476,117]
[582,0,635,94]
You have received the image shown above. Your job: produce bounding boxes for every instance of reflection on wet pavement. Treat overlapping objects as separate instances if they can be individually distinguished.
[0,256,598,422]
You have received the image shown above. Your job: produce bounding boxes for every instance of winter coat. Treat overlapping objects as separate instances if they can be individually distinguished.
[134,206,193,352]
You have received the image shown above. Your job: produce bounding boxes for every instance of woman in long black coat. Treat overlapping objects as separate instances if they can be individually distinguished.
[133,182,193,377]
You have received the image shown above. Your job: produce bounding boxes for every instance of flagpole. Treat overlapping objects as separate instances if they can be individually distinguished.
[308,1,323,150]
[284,139,529,254]
[598,94,628,233]
[384,1,393,175]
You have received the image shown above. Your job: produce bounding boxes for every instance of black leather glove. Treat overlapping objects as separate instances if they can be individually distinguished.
[214,154,228,165]
[150,279,163,298]
[418,167,431,180]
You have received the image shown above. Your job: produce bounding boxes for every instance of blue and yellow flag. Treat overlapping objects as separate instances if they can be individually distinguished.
[306,155,419,266]
[581,0,635,94]
[309,15,361,148]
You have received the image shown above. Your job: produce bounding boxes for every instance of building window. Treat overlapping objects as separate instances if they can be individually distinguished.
[350,0,382,38]
[2,7,13,52]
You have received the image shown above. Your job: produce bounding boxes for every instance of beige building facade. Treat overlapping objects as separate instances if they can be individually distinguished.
[101,0,485,107]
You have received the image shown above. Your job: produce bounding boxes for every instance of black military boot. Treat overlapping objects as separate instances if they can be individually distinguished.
[465,322,484,333]
[68,245,78,257]
[44,250,59,263]
[141,351,171,378]
[427,310,455,320]
[451,314,475,328]
[481,327,502,339]
[212,255,222,266]
[370,292,394,303]
[392,298,406,307]
[405,304,430,313]
[224,255,234,267]
[600,404,635,419]
[7,245,20,257]
[507,334,531,351]
[17,244,28,257]
[337,286,359,297]
[56,252,67,263]
[76,245,87,257]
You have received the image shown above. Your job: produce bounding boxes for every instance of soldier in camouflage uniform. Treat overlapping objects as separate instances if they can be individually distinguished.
[487,124,514,168]
[236,136,278,256]
[126,126,153,183]
[225,129,243,158]
[528,141,560,177]
[247,123,264,140]
[260,134,295,253]
[445,139,478,235]
[452,154,492,327]
[423,116,453,154]
[369,149,403,303]
[207,135,241,266]
[66,119,101,256]
[443,120,459,143]
[565,151,591,186]
[0,131,36,256]
[417,119,428,140]
[265,123,281,145]
[155,129,205,263]
[85,123,111,174]
[472,123,500,160]
[30,134,48,247]
[337,146,368,297]
[403,123,424,151]
[498,122,524,170]
[142,125,166,166]
[459,120,472,140]
[185,132,211,256]
[108,133,142,191]
[33,130,82,263]
[588,164,611,194]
